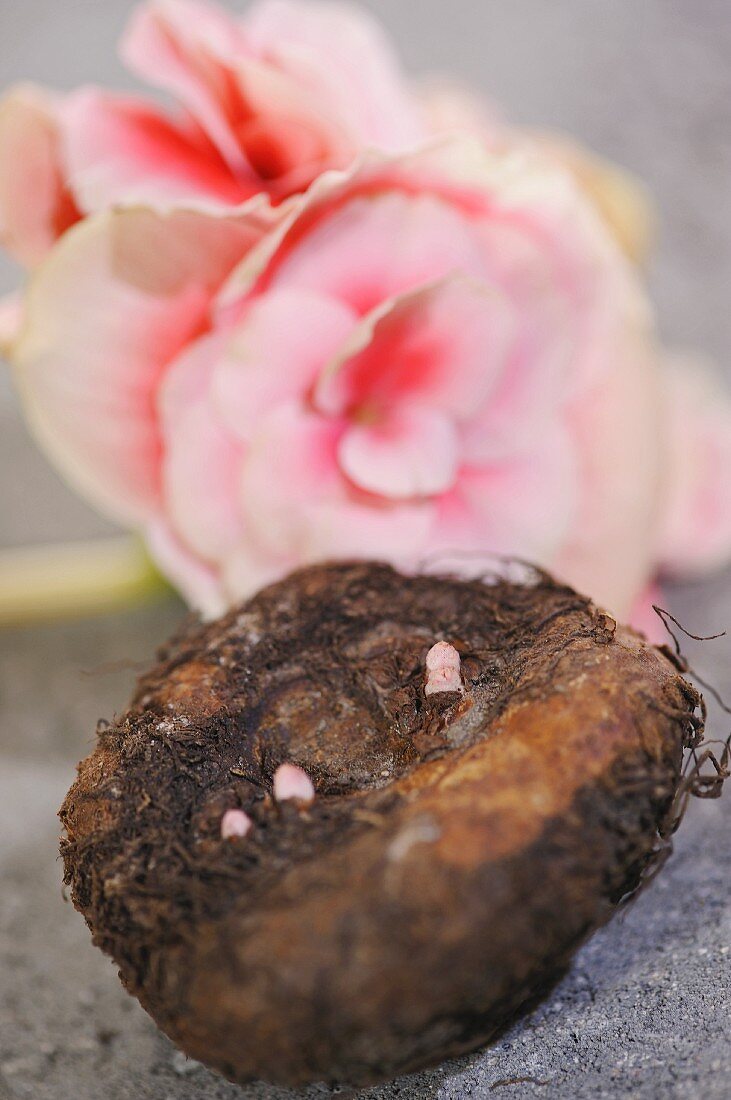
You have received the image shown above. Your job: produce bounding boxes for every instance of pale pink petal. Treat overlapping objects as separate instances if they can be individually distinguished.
[459,214,621,461]
[431,426,578,566]
[532,130,655,266]
[212,288,357,441]
[121,0,253,176]
[14,207,266,525]
[0,292,23,356]
[627,584,667,645]
[474,170,648,399]
[339,407,458,499]
[657,360,731,576]
[259,137,642,383]
[316,275,514,421]
[62,88,244,211]
[217,137,521,309]
[245,0,426,151]
[267,191,490,314]
[159,331,246,562]
[240,401,344,556]
[421,80,503,144]
[305,495,434,565]
[123,0,426,195]
[460,291,575,463]
[240,402,434,566]
[146,515,228,617]
[556,333,664,618]
[222,540,296,606]
[214,57,354,192]
[121,0,354,194]
[0,85,78,267]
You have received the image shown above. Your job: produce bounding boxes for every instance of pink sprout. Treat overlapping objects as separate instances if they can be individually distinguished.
[220,808,253,840]
[425,641,463,696]
[273,763,316,805]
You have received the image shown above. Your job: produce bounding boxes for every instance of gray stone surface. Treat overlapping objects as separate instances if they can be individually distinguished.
[0,1,730,1098]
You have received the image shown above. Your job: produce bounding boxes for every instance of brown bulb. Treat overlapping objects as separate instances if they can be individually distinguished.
[60,562,701,1088]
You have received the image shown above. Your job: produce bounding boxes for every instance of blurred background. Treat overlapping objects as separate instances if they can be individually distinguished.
[1,3,729,1098]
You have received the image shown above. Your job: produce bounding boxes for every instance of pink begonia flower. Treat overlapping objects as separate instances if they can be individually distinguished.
[15,136,731,624]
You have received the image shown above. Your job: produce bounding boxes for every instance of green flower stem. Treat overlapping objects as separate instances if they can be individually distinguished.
[0,535,170,627]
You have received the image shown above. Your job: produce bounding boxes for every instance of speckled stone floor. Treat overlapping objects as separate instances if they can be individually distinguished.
[1,2,730,1097]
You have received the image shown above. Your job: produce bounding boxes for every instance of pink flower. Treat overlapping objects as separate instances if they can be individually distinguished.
[0,85,79,269]
[16,136,730,622]
[0,0,425,272]
[4,2,731,627]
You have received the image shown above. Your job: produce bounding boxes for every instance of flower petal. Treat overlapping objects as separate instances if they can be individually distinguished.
[339,407,459,499]
[240,402,343,556]
[222,540,295,607]
[422,80,502,143]
[556,333,663,617]
[627,584,666,645]
[121,0,252,176]
[657,360,731,576]
[146,515,228,618]
[245,0,425,151]
[0,292,23,357]
[306,496,434,565]
[160,331,246,562]
[0,84,78,267]
[211,57,354,192]
[13,206,266,525]
[431,425,578,566]
[316,275,514,422]
[266,190,490,314]
[212,288,357,441]
[240,402,433,565]
[62,88,244,211]
[534,131,655,266]
[217,136,528,309]
[121,0,359,195]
